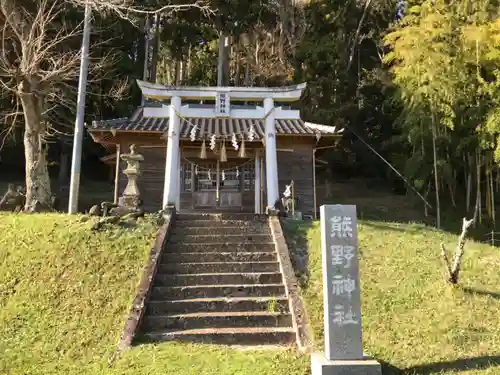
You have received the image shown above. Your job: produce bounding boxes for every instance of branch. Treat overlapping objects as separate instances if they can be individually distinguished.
[346,0,373,72]
[68,0,214,24]
[440,199,479,284]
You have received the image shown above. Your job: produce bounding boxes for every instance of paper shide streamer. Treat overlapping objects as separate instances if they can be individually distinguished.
[189,126,197,142]
[210,134,216,151]
[248,124,255,141]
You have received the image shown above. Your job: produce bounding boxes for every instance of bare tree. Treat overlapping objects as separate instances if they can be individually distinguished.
[0,0,90,211]
[0,0,211,212]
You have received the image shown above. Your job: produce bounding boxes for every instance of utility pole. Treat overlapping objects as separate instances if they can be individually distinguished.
[68,3,92,214]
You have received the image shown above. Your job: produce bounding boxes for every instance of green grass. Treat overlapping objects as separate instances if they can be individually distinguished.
[283,219,500,375]
[0,213,308,375]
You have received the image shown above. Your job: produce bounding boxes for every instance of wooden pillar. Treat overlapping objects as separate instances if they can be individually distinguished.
[162,96,181,209]
[113,144,121,204]
[176,148,181,211]
[190,161,195,210]
[260,155,265,213]
[264,97,279,208]
[313,148,317,219]
[216,160,220,206]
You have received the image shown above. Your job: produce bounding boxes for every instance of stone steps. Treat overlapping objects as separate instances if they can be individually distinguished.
[175,219,265,228]
[141,311,293,331]
[154,272,284,286]
[173,226,270,235]
[164,243,276,253]
[168,233,272,244]
[159,261,280,274]
[161,252,277,263]
[138,213,294,346]
[149,284,286,300]
[145,296,290,314]
[175,213,260,221]
[139,327,296,345]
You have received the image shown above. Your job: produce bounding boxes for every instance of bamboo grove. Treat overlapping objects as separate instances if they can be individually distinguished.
[384,0,500,230]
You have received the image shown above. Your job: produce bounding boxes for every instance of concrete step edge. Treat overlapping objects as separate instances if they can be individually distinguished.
[156,272,282,277]
[165,261,279,265]
[153,283,284,290]
[170,234,271,238]
[173,228,269,231]
[167,242,274,249]
[146,311,291,318]
[142,327,295,335]
[147,296,288,303]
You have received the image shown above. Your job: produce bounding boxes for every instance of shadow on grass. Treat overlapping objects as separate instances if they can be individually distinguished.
[361,221,424,233]
[318,179,498,246]
[396,356,500,374]
[379,355,500,374]
[462,286,500,300]
[379,360,402,374]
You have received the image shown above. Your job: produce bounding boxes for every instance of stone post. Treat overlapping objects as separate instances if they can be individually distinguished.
[163,95,181,209]
[311,204,381,375]
[264,97,279,210]
[120,144,144,209]
[255,150,261,214]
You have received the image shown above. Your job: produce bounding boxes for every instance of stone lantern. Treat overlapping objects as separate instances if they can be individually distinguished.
[120,144,144,209]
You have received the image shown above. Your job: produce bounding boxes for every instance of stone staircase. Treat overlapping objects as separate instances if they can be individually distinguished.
[138,213,296,346]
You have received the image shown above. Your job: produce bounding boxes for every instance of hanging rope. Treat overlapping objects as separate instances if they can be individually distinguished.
[347,125,432,208]
[167,105,276,141]
[182,156,254,172]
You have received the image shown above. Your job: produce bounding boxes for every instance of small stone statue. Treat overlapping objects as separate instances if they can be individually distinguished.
[120,144,144,209]
[281,183,294,213]
[0,184,25,212]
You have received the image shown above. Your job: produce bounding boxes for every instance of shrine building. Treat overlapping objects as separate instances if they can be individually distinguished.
[87,80,343,216]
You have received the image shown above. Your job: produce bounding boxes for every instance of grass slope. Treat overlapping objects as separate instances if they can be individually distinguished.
[283,219,500,375]
[0,214,307,375]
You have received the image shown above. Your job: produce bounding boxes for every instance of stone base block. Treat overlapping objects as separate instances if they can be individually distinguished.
[311,352,382,375]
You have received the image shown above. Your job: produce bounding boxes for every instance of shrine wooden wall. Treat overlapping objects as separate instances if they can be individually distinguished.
[115,138,315,214]
[276,139,315,216]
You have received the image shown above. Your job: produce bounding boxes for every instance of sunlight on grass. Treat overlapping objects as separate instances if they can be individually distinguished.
[283,219,500,375]
[0,213,308,375]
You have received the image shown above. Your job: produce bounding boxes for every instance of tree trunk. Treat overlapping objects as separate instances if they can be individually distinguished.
[186,44,192,83]
[150,13,161,83]
[142,15,151,81]
[20,94,52,211]
[466,153,472,212]
[234,40,241,86]
[476,150,482,225]
[431,114,441,229]
[217,32,225,86]
[223,35,231,85]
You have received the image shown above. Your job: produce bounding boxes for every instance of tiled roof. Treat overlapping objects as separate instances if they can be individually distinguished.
[88,108,342,139]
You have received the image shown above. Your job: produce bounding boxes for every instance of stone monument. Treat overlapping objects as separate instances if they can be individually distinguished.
[311,204,381,375]
[120,144,144,209]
